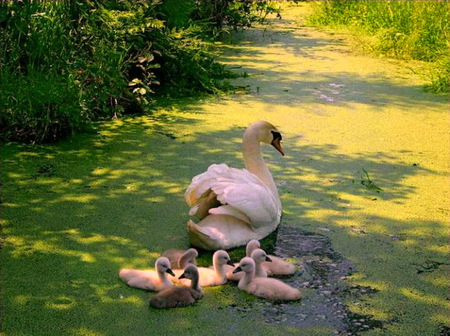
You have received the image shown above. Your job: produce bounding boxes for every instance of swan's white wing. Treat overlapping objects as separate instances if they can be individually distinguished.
[185,164,281,227]
[208,205,252,224]
[185,164,230,206]
[212,176,279,226]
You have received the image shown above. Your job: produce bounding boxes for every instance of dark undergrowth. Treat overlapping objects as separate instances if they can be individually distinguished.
[0,0,279,144]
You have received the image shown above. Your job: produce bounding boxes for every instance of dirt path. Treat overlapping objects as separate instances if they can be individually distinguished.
[2,3,449,336]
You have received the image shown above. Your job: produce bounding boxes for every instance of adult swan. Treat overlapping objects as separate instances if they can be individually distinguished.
[185,121,284,250]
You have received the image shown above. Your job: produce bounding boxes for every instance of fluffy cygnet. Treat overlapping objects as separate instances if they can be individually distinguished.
[233,257,301,301]
[149,264,203,309]
[246,239,296,276]
[173,250,234,287]
[226,248,272,281]
[162,248,198,269]
[119,257,174,291]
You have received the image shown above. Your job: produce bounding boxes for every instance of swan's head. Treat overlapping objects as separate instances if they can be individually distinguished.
[246,239,261,257]
[251,248,272,264]
[233,257,256,274]
[178,264,199,280]
[246,121,284,156]
[155,257,175,277]
[213,250,235,266]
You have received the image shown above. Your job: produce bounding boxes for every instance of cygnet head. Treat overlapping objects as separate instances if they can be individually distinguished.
[156,257,175,277]
[178,264,199,281]
[246,240,261,257]
[213,250,235,266]
[245,121,284,156]
[251,248,272,264]
[185,248,198,261]
[180,248,198,267]
[233,257,256,274]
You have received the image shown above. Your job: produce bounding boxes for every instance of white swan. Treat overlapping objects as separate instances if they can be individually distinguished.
[119,257,174,291]
[246,240,296,276]
[233,257,301,301]
[185,121,284,250]
[149,264,203,309]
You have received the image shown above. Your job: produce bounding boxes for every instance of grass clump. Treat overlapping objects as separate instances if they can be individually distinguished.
[309,0,450,93]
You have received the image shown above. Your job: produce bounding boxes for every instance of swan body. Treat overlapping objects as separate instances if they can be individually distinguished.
[246,239,296,276]
[162,248,198,269]
[233,257,301,301]
[226,248,272,281]
[149,264,203,309]
[119,257,174,291]
[185,121,284,250]
[173,250,234,287]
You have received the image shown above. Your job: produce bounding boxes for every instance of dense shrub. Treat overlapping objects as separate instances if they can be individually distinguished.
[1,0,268,144]
[192,0,281,34]
[309,0,450,93]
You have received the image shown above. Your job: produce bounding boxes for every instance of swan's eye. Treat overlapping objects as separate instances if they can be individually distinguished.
[271,131,282,141]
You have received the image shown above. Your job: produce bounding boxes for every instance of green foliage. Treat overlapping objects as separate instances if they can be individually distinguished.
[1,0,263,144]
[191,0,281,34]
[309,0,450,93]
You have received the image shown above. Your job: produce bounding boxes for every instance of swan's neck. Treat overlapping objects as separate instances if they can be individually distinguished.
[214,262,227,282]
[246,243,259,257]
[254,262,266,278]
[179,253,189,269]
[239,269,255,289]
[158,270,172,287]
[190,275,201,292]
[242,133,278,198]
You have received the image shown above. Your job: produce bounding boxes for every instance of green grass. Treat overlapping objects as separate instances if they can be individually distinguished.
[308,0,450,93]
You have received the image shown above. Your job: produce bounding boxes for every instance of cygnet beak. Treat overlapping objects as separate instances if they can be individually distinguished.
[232,266,243,274]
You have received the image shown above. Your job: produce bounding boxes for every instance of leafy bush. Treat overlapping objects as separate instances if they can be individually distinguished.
[0,0,278,143]
[309,0,450,93]
[191,0,281,34]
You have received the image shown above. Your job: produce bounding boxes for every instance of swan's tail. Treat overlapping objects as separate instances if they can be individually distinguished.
[187,215,260,251]
[187,220,223,251]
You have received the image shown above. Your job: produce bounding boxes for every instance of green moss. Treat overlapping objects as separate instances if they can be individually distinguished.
[1,3,449,336]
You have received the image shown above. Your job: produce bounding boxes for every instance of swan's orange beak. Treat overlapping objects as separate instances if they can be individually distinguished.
[271,138,285,156]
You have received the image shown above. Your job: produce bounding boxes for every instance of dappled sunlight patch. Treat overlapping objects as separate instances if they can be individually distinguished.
[148,180,185,194]
[69,327,106,336]
[400,287,449,308]
[145,196,166,203]
[45,296,76,310]
[59,194,99,204]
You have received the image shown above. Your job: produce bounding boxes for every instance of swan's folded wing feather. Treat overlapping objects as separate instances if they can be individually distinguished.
[186,164,281,226]
[211,180,279,226]
[208,205,252,224]
[185,164,230,206]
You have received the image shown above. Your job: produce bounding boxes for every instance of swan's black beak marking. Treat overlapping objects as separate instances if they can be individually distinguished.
[232,266,243,274]
[271,131,284,156]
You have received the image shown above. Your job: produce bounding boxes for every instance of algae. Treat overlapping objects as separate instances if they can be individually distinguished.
[1,3,449,336]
